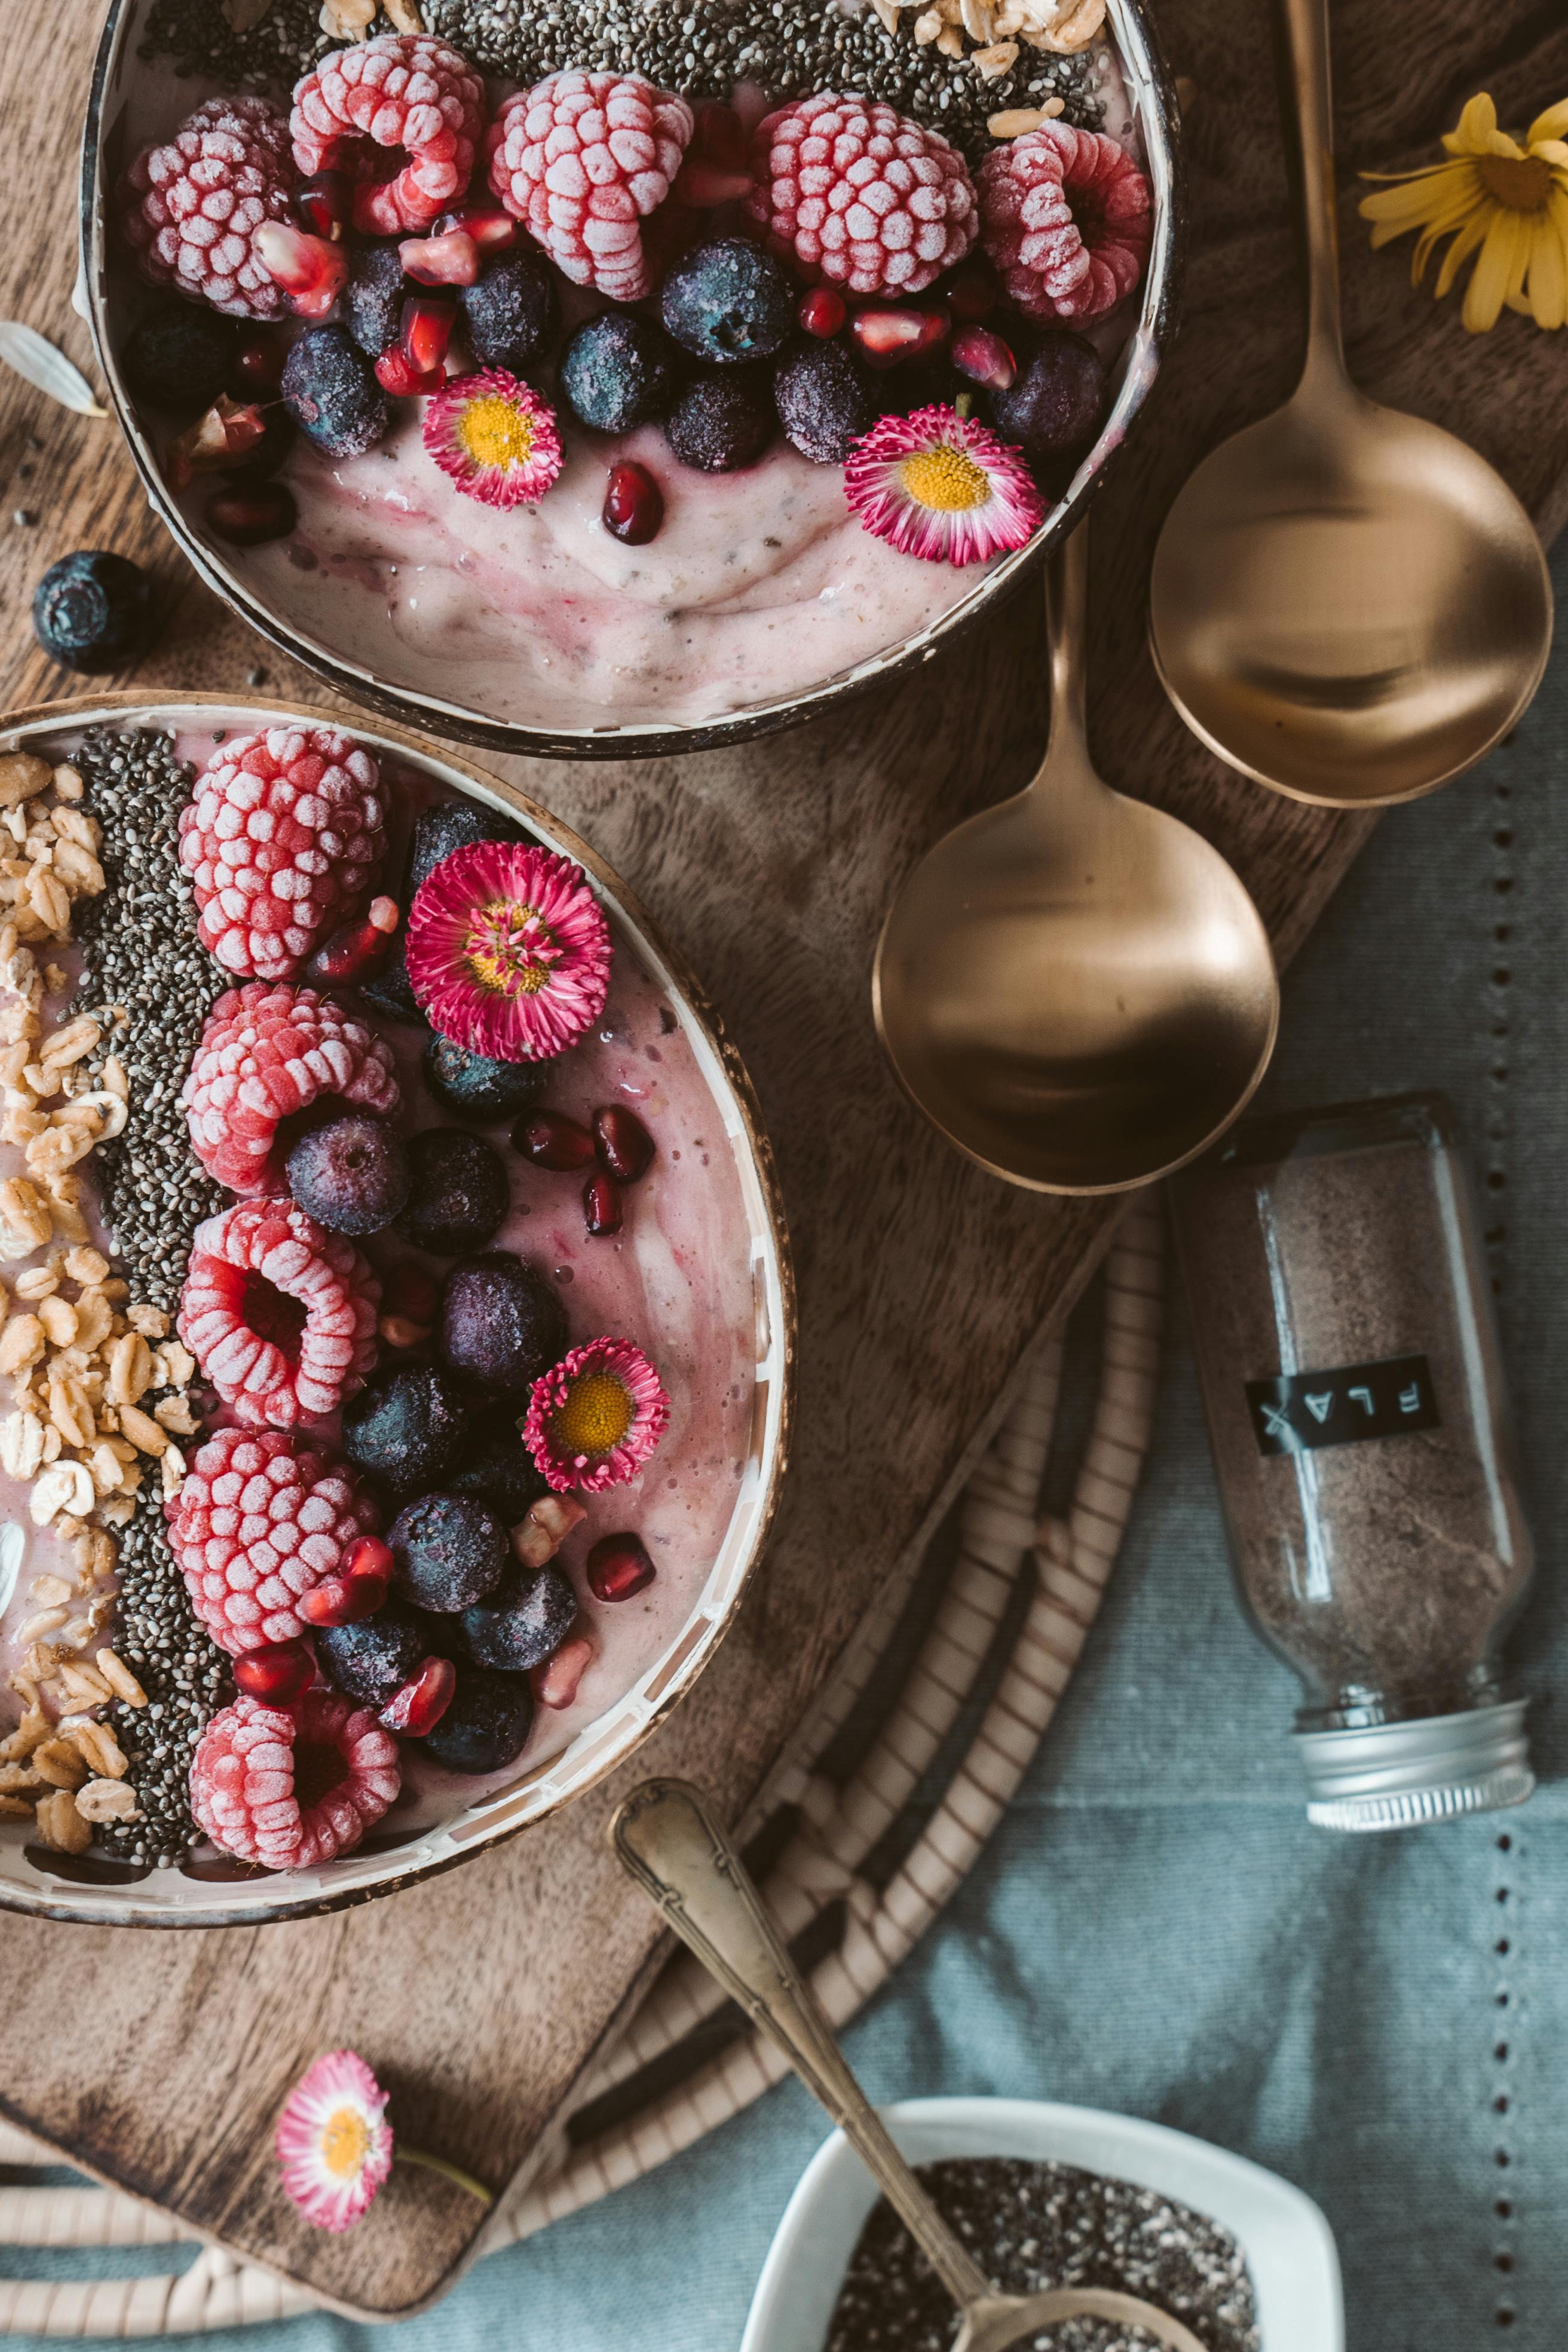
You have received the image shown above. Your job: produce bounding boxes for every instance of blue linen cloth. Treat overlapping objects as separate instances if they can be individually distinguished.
[5,538,1566,2351]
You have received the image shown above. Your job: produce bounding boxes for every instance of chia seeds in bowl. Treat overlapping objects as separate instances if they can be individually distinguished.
[82,0,1183,761]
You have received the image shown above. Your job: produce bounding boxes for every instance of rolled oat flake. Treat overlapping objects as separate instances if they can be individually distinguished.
[1173,1092,1536,1832]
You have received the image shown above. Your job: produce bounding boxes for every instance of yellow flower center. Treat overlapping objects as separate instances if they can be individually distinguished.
[1475,151,1553,213]
[463,897,556,997]
[552,1371,633,1458]
[457,394,535,473]
[899,445,991,513]
[320,2107,370,2180]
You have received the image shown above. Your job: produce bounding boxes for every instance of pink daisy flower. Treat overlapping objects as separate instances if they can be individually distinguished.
[524,1336,671,1494]
[275,2050,393,2233]
[422,368,562,507]
[406,840,613,1062]
[844,404,1046,566]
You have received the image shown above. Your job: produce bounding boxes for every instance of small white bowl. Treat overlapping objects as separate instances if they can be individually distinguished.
[741,2096,1342,2352]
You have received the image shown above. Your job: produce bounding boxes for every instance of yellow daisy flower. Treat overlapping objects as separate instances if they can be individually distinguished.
[1359,92,1568,332]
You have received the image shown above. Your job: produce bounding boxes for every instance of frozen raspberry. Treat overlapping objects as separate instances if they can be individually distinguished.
[486,70,694,305]
[167,1426,380,1655]
[182,982,400,1195]
[189,1688,400,1870]
[290,33,486,238]
[177,727,387,982]
[179,1197,381,1429]
[746,93,977,299]
[121,96,296,320]
[978,125,1152,326]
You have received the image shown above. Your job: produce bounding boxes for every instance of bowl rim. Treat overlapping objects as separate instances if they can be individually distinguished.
[740,2094,1346,2352]
[78,0,1187,763]
[0,690,795,1930]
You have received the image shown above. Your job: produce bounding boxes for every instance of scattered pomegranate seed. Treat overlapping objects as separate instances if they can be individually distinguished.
[514,1110,596,1171]
[232,334,283,393]
[204,482,299,547]
[294,169,352,243]
[945,264,1000,322]
[400,293,456,376]
[951,324,1018,392]
[167,396,268,491]
[434,204,519,254]
[234,1639,314,1706]
[798,286,847,339]
[532,1632,594,1710]
[593,1104,655,1184]
[584,1172,623,1237]
[301,896,400,987]
[692,99,749,168]
[587,1532,656,1603]
[400,229,481,287]
[253,220,349,319]
[851,306,950,369]
[298,1535,393,1628]
[673,156,755,206]
[602,460,664,547]
[375,348,445,398]
[379,1655,456,1736]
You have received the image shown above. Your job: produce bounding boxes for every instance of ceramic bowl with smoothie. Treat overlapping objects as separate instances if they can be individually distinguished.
[0,696,791,1927]
[81,0,1182,758]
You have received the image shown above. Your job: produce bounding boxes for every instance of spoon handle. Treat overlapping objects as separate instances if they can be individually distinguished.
[612,1778,994,2314]
[1276,0,1344,373]
[1043,525,1089,765]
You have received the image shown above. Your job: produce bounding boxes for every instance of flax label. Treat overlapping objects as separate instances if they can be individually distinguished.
[1245,1353,1440,1457]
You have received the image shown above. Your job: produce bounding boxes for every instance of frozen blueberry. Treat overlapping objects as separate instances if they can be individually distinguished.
[449,1425,548,1523]
[773,339,877,464]
[459,1561,575,1672]
[439,1250,569,1398]
[422,1665,534,1775]
[121,304,234,412]
[660,237,794,366]
[389,1491,510,1612]
[394,1127,509,1255]
[342,1361,468,1502]
[285,1111,410,1235]
[991,332,1107,459]
[424,1033,549,1121]
[362,942,424,1025]
[343,242,408,359]
[459,249,559,373]
[316,1601,430,1706]
[560,311,683,434]
[32,552,151,675]
[664,370,774,473]
[410,797,535,894]
[282,324,391,458]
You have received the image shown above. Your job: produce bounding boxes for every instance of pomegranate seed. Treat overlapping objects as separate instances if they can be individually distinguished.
[294,169,352,242]
[602,461,664,547]
[692,99,749,169]
[301,901,400,987]
[400,293,456,375]
[167,396,268,491]
[344,1535,394,1585]
[593,1104,655,1184]
[399,229,481,287]
[945,264,1000,322]
[234,1639,314,1707]
[379,1655,456,1736]
[253,221,348,319]
[232,334,283,394]
[584,1172,623,1236]
[532,1632,594,1710]
[434,204,519,254]
[587,1532,656,1603]
[204,482,299,547]
[299,1535,393,1628]
[798,286,847,339]
[851,306,948,369]
[375,348,445,398]
[514,1110,596,1171]
[951,324,1018,392]
[673,157,755,207]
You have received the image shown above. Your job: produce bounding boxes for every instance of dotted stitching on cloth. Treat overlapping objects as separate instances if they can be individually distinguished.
[1484,786,1513,1294]
[1493,1828,1516,2327]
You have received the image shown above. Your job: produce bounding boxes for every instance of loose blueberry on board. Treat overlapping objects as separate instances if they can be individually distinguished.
[460,249,559,373]
[664,370,776,473]
[281,323,391,457]
[991,331,1108,459]
[560,311,683,435]
[388,1491,511,1613]
[660,236,795,366]
[439,1250,569,1398]
[343,242,409,357]
[394,1126,509,1255]
[424,1033,547,1121]
[449,1425,549,1523]
[32,552,151,675]
[341,1359,470,1502]
[317,1600,432,1705]
[773,338,877,466]
[422,1665,535,1775]
[286,1111,411,1236]
[121,304,234,413]
[459,1561,577,1672]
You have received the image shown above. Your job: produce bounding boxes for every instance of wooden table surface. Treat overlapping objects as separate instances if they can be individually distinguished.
[0,0,1564,2320]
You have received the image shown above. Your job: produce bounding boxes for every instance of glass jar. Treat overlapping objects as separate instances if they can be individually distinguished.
[1172,1092,1535,1831]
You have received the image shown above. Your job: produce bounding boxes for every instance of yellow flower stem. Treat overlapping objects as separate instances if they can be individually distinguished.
[397,2146,494,2206]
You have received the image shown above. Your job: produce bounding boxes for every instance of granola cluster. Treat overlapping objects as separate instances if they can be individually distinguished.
[869,0,1105,84]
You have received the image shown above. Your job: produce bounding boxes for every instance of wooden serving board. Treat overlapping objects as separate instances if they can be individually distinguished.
[0,0,1564,2319]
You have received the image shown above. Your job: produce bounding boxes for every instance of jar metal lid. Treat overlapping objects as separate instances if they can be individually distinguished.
[1292,1699,1533,1833]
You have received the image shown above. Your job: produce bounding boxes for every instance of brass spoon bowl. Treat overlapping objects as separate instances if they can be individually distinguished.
[873,527,1279,1195]
[614,1780,1210,2352]
[1148,0,1552,808]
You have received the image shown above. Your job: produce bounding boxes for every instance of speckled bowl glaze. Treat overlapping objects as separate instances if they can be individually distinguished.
[79,0,1184,761]
[0,694,792,1929]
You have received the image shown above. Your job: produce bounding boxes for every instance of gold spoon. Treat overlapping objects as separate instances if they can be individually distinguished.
[1148,0,1553,808]
[872,524,1278,1194]
[613,1779,1211,2352]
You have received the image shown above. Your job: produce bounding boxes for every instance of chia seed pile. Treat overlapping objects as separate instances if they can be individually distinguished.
[139,0,1108,165]
[826,2158,1258,2352]
[66,728,231,1867]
